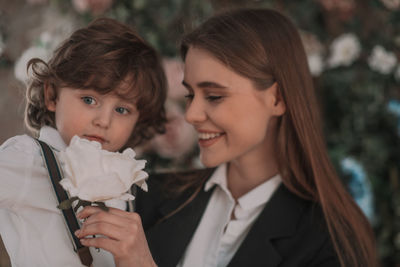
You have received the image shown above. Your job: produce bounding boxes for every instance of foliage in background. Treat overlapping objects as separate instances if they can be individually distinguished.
[4,0,400,265]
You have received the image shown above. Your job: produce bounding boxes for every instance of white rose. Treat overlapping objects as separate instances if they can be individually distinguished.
[368,45,398,74]
[327,33,361,68]
[59,136,148,202]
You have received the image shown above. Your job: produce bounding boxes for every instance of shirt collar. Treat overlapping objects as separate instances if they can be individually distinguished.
[237,174,282,210]
[38,126,67,152]
[205,164,228,192]
[205,163,282,210]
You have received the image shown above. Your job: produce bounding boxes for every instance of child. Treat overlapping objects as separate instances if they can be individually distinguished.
[75,8,378,267]
[0,17,166,266]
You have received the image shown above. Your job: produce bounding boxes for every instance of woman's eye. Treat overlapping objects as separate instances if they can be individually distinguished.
[206,95,223,102]
[81,96,96,105]
[115,107,129,114]
[184,94,194,99]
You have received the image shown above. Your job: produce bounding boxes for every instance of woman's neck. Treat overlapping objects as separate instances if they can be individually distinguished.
[227,153,278,200]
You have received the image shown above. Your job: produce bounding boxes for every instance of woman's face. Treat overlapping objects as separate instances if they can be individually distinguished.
[183,47,285,168]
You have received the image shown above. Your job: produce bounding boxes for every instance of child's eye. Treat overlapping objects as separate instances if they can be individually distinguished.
[81,96,96,105]
[115,107,129,114]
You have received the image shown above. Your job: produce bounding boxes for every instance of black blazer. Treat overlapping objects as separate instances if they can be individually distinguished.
[135,169,340,267]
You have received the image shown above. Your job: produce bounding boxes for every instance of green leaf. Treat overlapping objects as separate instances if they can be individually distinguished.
[57,197,79,210]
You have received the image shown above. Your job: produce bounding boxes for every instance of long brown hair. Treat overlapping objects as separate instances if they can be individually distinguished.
[25,17,167,146]
[180,8,377,267]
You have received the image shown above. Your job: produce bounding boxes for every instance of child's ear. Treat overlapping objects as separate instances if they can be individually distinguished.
[267,82,286,116]
[44,83,57,112]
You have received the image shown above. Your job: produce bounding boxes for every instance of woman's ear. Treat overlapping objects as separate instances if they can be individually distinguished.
[268,83,286,116]
[44,83,57,112]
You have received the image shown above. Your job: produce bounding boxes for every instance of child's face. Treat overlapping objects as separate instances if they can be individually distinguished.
[45,86,139,152]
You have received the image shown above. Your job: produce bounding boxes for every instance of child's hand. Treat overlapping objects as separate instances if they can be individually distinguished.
[76,206,157,267]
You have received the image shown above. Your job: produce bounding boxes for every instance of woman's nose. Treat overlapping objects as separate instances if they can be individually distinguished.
[184,97,207,125]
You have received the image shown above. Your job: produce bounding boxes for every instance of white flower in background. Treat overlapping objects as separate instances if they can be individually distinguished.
[307,53,324,76]
[14,46,50,84]
[380,0,400,10]
[163,58,186,100]
[395,65,400,81]
[327,33,361,68]
[59,136,148,203]
[150,101,197,159]
[300,31,325,76]
[368,45,398,74]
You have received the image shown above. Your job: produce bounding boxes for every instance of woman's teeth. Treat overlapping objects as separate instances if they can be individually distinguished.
[198,132,222,140]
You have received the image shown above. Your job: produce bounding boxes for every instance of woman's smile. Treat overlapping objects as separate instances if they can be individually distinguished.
[197,131,225,147]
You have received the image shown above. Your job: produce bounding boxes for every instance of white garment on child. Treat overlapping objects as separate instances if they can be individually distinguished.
[0,126,123,267]
[178,164,282,267]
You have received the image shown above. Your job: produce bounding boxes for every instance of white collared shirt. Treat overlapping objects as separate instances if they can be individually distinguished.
[178,164,282,267]
[0,126,118,267]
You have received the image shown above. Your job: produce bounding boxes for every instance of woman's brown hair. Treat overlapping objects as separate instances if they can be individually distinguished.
[25,17,167,147]
[180,8,377,267]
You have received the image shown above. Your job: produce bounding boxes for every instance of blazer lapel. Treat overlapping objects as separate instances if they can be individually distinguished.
[146,186,215,267]
[228,184,307,267]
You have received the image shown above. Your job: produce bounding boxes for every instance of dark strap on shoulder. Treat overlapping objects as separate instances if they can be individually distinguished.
[36,139,93,266]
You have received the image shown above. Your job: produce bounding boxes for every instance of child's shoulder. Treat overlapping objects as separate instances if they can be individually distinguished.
[0,134,38,155]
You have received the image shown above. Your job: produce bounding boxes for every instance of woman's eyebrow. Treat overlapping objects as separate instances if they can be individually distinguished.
[182,80,227,89]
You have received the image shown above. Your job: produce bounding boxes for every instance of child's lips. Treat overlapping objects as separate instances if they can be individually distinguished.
[83,135,107,144]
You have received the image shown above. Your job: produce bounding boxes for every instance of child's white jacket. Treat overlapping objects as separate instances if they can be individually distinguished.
[0,126,116,267]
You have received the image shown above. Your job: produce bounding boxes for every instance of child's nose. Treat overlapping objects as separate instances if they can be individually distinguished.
[93,109,112,129]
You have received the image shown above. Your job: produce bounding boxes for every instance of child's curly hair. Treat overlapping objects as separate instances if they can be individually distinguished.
[25,18,167,147]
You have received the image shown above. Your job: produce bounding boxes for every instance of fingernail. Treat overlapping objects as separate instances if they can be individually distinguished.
[76,213,82,219]
[75,230,81,237]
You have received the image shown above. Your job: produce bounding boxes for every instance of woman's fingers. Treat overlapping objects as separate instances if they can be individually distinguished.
[76,222,137,241]
[75,206,156,266]
[77,206,123,219]
[80,237,122,256]
[79,209,131,227]
[76,206,142,241]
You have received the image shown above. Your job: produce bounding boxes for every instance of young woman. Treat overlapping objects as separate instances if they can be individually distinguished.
[76,8,378,267]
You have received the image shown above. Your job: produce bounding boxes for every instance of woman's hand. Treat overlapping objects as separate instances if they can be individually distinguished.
[75,206,157,267]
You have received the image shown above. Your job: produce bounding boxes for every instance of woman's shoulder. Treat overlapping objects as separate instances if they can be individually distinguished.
[269,185,339,266]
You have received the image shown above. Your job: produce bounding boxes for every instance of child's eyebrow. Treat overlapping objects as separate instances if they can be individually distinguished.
[182,80,228,90]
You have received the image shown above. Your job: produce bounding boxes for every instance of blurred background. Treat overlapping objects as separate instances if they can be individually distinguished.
[0,0,399,266]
